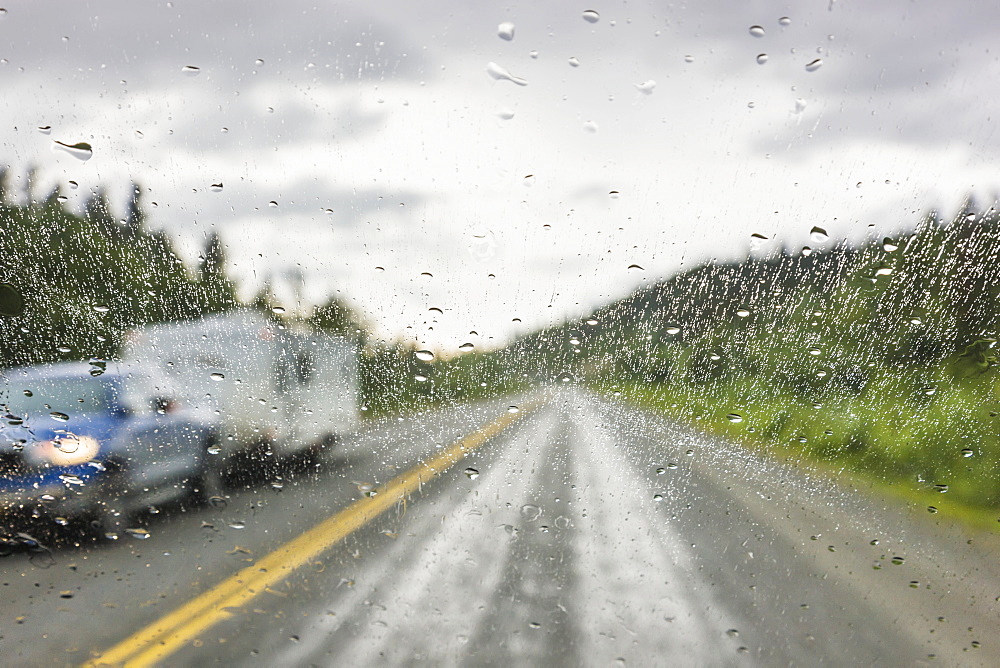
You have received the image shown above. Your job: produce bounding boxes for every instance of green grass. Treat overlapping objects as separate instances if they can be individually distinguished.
[603,379,1000,535]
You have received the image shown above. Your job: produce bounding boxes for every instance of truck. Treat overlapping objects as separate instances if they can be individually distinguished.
[120,310,360,471]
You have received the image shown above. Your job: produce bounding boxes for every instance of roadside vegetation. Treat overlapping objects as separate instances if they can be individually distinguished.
[516,200,1000,518]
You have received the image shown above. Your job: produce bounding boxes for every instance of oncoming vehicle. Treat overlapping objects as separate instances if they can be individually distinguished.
[120,310,360,474]
[0,361,218,538]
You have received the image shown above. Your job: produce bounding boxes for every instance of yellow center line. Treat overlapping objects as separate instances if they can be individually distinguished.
[83,400,542,667]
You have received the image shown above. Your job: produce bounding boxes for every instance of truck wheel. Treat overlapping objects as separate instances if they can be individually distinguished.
[195,440,230,506]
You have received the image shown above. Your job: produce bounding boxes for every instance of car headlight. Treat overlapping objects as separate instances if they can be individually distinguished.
[27,435,101,467]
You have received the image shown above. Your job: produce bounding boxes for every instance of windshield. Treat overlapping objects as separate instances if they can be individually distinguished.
[0,1,998,666]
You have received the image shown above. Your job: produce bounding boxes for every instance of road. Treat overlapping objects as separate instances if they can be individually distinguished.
[0,389,997,666]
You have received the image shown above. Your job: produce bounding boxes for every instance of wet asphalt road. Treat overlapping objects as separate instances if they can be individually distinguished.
[1,389,998,667]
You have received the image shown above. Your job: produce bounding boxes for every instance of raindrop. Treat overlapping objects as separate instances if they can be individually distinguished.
[415,350,435,362]
[726,413,744,423]
[801,246,813,256]
[927,506,938,514]
[125,527,150,540]
[586,318,599,325]
[665,326,680,335]
[652,494,664,502]
[228,520,246,529]
[810,226,829,243]
[208,495,227,508]
[609,190,620,198]
[271,306,285,314]
[883,238,899,252]
[778,16,791,26]
[684,54,694,63]
[756,53,769,64]
[210,372,225,381]
[736,308,751,318]
[496,108,515,120]
[520,504,542,520]
[458,342,475,352]
[961,448,974,458]
[627,264,644,272]
[0,283,24,316]
[181,65,201,76]
[568,57,580,67]
[749,25,765,37]
[268,200,278,207]
[486,62,528,86]
[805,58,823,72]
[582,9,600,23]
[656,467,666,475]
[634,80,656,94]
[37,125,51,134]
[92,304,110,313]
[414,374,428,382]
[508,406,520,413]
[890,556,904,565]
[52,141,93,161]
[529,50,539,59]
[463,467,480,479]
[582,120,599,133]
[50,411,69,422]
[210,183,223,192]
[207,445,222,455]
[57,345,72,353]
[497,22,515,40]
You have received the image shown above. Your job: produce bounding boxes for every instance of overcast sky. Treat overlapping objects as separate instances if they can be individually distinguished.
[1,1,997,350]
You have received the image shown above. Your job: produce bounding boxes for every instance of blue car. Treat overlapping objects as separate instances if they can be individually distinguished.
[0,362,224,539]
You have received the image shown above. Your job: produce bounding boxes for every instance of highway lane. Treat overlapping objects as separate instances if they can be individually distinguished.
[1,389,998,666]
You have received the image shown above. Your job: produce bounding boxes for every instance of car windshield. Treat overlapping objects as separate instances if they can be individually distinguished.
[0,1,998,666]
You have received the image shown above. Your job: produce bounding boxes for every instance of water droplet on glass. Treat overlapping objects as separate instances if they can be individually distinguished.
[497,22,515,41]
[181,65,201,76]
[414,374,428,382]
[268,200,278,208]
[726,413,744,423]
[805,58,823,72]
[778,16,791,26]
[756,53,769,64]
[210,372,225,381]
[271,306,285,314]
[890,556,904,565]
[529,50,539,59]
[586,318,599,325]
[568,57,580,67]
[665,326,680,335]
[496,108,515,120]
[464,467,480,479]
[582,9,600,23]
[415,350,435,362]
[520,504,542,520]
[0,283,24,316]
[508,406,520,414]
[125,527,150,540]
[634,80,656,94]
[37,125,51,134]
[228,520,246,529]
[210,183,223,192]
[684,54,694,63]
[736,308,751,318]
[50,411,69,422]
[810,226,829,243]
[458,342,475,352]
[961,448,974,458]
[627,264,644,272]
[486,62,528,86]
[52,141,93,161]
[582,120,599,133]
[883,238,899,252]
[749,25,765,37]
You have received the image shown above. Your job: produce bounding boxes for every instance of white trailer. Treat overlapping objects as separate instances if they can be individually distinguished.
[120,311,359,465]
